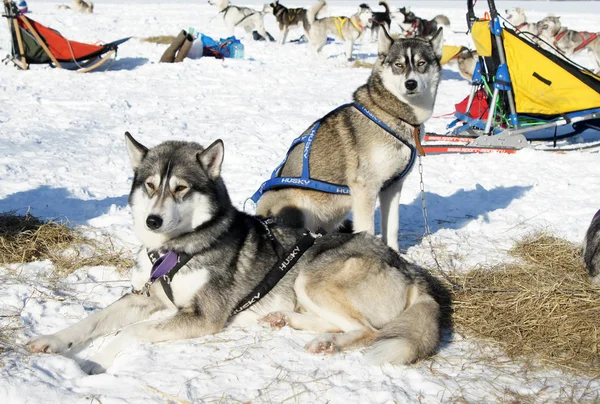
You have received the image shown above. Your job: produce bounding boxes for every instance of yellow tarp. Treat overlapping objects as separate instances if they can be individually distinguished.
[440,45,464,65]
[503,31,600,115]
[472,20,492,57]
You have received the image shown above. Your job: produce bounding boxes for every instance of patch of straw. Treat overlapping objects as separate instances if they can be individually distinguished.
[451,231,600,376]
[141,35,177,45]
[0,212,134,277]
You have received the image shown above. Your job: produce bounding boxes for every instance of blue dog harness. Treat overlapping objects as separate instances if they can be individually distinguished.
[250,103,421,203]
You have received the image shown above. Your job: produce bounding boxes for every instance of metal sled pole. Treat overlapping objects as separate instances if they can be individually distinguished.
[485,87,499,134]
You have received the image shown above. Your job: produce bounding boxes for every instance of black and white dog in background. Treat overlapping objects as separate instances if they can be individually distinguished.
[359,1,391,42]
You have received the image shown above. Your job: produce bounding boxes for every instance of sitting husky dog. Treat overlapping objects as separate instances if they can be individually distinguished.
[255,28,443,251]
[264,0,311,44]
[359,1,391,42]
[208,0,269,40]
[583,210,600,285]
[505,8,540,38]
[538,16,600,73]
[307,0,373,60]
[393,7,449,38]
[27,135,443,374]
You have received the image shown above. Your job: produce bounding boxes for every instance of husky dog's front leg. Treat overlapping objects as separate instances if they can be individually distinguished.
[350,183,378,235]
[28,293,164,354]
[81,311,226,374]
[379,180,403,251]
[346,39,355,61]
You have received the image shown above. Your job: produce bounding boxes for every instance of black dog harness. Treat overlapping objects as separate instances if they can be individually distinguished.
[134,219,324,314]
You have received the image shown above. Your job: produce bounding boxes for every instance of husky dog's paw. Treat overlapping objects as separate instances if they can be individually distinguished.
[80,359,107,375]
[260,312,289,329]
[27,335,72,354]
[305,335,339,355]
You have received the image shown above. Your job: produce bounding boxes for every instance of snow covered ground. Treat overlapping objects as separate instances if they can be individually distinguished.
[0,1,599,402]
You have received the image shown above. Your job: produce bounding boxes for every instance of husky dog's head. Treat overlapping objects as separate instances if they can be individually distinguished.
[356,6,373,26]
[124,133,229,249]
[538,16,561,37]
[373,26,443,123]
[208,0,229,9]
[505,8,527,25]
[392,6,417,32]
[263,0,278,14]
[358,3,371,12]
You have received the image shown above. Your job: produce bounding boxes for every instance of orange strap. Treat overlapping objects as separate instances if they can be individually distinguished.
[414,127,425,157]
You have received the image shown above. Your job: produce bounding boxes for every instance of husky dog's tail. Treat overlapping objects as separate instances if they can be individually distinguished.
[379,1,390,16]
[434,15,450,27]
[365,285,441,365]
[307,0,326,24]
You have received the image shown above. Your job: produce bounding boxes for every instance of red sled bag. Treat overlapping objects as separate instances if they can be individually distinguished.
[455,89,489,120]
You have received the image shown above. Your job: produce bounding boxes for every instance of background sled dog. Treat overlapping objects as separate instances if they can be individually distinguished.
[264,0,310,44]
[538,16,600,73]
[27,135,443,374]
[307,0,372,60]
[209,0,269,40]
[583,210,600,284]
[359,1,391,42]
[256,28,443,251]
[393,7,450,37]
[57,0,94,13]
[505,8,540,37]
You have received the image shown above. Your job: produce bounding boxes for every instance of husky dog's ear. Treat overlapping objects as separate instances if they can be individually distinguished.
[124,132,148,170]
[378,24,393,57]
[198,139,225,180]
[429,28,444,61]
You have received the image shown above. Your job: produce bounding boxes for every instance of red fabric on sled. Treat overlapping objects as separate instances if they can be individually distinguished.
[18,17,104,61]
[455,90,489,120]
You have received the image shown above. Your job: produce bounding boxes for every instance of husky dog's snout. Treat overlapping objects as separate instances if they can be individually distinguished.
[146,215,163,230]
[405,79,418,91]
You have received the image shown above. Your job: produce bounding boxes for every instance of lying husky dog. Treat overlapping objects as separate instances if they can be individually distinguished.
[27,135,443,374]
[538,16,600,73]
[393,7,449,38]
[208,0,269,40]
[307,0,373,60]
[57,0,94,13]
[505,8,540,38]
[359,1,391,42]
[583,210,600,285]
[255,28,443,251]
[264,0,310,44]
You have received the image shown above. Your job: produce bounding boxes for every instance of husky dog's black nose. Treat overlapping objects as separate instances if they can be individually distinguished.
[146,215,163,230]
[405,80,418,91]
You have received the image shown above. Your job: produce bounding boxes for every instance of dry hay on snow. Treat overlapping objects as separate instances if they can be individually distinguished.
[450,232,600,376]
[0,212,133,277]
[141,35,177,45]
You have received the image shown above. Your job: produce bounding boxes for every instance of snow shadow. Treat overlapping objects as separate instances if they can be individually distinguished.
[0,186,128,224]
[105,57,150,71]
[441,68,464,81]
[374,184,533,249]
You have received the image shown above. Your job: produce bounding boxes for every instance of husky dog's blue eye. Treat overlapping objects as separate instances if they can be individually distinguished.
[417,60,426,67]
[394,62,404,68]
